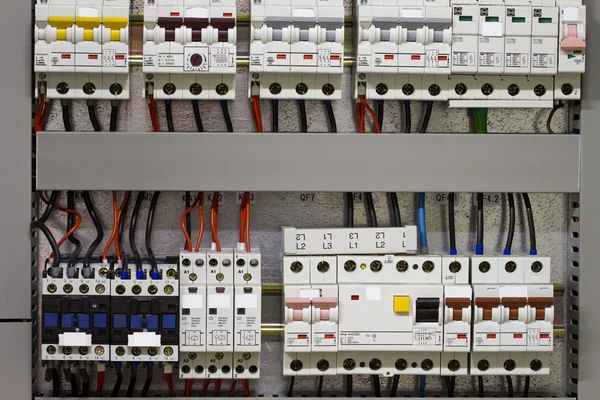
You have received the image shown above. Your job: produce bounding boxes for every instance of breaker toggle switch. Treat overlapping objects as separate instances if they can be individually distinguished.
[561,23,585,51]
[285,298,311,323]
[312,298,338,322]
[415,298,440,323]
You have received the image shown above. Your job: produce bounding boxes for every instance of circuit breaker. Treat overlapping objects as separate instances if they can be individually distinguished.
[143,0,237,100]
[34,0,130,99]
[249,0,345,99]
[110,257,179,362]
[42,259,110,362]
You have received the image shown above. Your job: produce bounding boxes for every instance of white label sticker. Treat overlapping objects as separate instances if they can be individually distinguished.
[208,294,231,308]
[482,21,503,37]
[402,9,424,18]
[299,289,321,299]
[366,286,381,301]
[563,7,579,21]
[182,294,203,309]
[236,293,258,308]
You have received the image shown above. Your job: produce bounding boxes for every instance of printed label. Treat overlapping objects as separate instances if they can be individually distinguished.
[479,52,502,67]
[506,53,528,67]
[452,51,475,66]
[250,55,262,66]
[412,328,441,345]
[532,53,555,68]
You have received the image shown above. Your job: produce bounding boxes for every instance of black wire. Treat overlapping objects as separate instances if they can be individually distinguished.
[476,193,484,248]
[146,191,161,275]
[165,101,175,132]
[272,100,279,133]
[126,364,137,397]
[324,101,337,133]
[345,192,354,228]
[62,104,72,131]
[66,191,82,270]
[221,100,234,132]
[110,104,119,132]
[118,192,131,259]
[372,375,381,397]
[404,101,411,133]
[316,376,324,397]
[451,376,456,397]
[522,376,530,397]
[449,193,456,252]
[192,101,204,132]
[505,193,515,253]
[51,368,60,396]
[82,192,103,268]
[345,375,353,397]
[40,191,59,223]
[287,376,295,397]
[64,368,78,397]
[389,375,399,397]
[88,104,101,132]
[377,100,384,130]
[80,367,90,396]
[141,364,153,397]
[388,192,401,227]
[445,377,453,397]
[130,191,146,271]
[419,101,433,133]
[522,193,537,253]
[365,192,378,227]
[298,100,308,133]
[477,376,484,398]
[112,365,123,397]
[506,376,514,398]
[32,221,60,269]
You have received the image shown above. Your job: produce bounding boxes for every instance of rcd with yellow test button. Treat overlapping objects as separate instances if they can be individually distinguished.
[34,0,130,99]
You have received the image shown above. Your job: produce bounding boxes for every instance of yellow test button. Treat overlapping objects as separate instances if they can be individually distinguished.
[393,296,410,313]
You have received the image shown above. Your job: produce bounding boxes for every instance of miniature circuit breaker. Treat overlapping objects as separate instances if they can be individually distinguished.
[42,258,110,362]
[34,0,130,100]
[249,0,345,99]
[110,257,179,362]
[143,0,237,100]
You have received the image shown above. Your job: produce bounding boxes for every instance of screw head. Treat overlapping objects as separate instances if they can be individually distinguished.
[164,347,174,356]
[116,346,126,356]
[531,261,543,273]
[195,365,204,374]
[110,83,123,96]
[243,273,252,281]
[163,83,177,96]
[189,273,198,282]
[361,0,367,5]
[237,258,246,267]
[481,83,494,96]
[215,352,224,360]
[63,284,73,294]
[209,258,218,267]
[290,261,303,273]
[504,359,516,371]
[317,359,330,372]
[99,268,109,278]
[164,285,174,294]
[216,83,229,96]
[39,73,47,80]
[189,353,198,360]
[182,258,191,267]
[148,347,158,356]
[131,347,142,356]
[370,260,383,272]
[317,261,330,273]
[236,365,245,374]
[79,284,89,294]
[243,352,252,360]
[477,359,490,371]
[322,83,335,96]
[181,365,191,374]
[507,84,520,97]
[530,359,542,371]
[505,261,517,273]
[455,83,467,96]
[422,261,435,273]
[449,261,461,273]
[561,83,574,96]
[421,359,434,371]
[221,365,231,373]
[146,73,154,80]
[47,284,57,293]
[343,358,356,371]
[395,358,407,371]
[166,268,177,279]
[344,260,357,272]
[479,261,491,273]
[252,72,260,79]
[369,358,382,371]
[396,260,409,272]
[428,84,441,97]
[132,285,142,295]
[83,82,96,95]
[62,347,73,356]
[448,359,460,372]
[115,285,125,295]
[216,273,225,282]
[402,84,415,96]
[249,365,258,374]
[148,285,158,295]
[188,83,202,96]
[208,365,217,374]
[290,359,303,372]
[56,82,69,95]
[358,73,367,80]
[78,346,89,355]
[534,84,546,97]
[47,345,56,355]
[94,346,104,356]
[148,0,155,5]
[375,83,388,96]
[296,83,308,95]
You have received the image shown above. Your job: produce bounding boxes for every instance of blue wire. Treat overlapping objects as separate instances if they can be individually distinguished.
[417,193,428,253]
[418,375,426,397]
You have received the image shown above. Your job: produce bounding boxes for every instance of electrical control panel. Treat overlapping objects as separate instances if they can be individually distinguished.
[249,0,345,99]
[143,0,237,100]
[110,257,179,362]
[355,0,586,106]
[42,259,111,361]
[34,0,130,100]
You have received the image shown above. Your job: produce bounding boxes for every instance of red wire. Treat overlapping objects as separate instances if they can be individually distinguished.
[215,379,222,397]
[39,192,82,258]
[242,379,250,397]
[185,379,193,397]
[245,193,251,252]
[202,380,211,397]
[211,192,221,252]
[96,371,105,397]
[113,191,130,260]
[194,192,205,252]
[239,193,247,244]
[230,380,237,397]
[252,96,263,132]
[35,93,45,132]
[165,373,175,397]
[181,194,201,251]
[359,95,381,133]
[148,94,161,132]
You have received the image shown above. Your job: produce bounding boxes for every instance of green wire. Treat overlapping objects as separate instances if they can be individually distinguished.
[474,108,488,134]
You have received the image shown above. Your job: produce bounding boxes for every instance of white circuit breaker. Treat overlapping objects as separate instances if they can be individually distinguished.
[442,285,471,376]
[35,0,130,99]
[143,0,237,100]
[249,0,345,99]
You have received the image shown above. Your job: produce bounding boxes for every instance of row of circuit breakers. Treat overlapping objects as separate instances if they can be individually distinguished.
[42,226,554,379]
[34,0,585,106]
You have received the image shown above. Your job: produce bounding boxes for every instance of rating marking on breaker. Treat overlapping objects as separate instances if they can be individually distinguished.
[413,329,442,346]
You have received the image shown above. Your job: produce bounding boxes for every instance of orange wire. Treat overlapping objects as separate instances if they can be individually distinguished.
[242,379,250,397]
[102,192,118,260]
[34,93,45,132]
[148,94,160,132]
[359,95,381,133]
[211,192,222,252]
[39,192,83,257]
[185,379,193,397]
[181,194,201,251]
[165,373,175,397]
[239,193,247,243]
[194,192,204,252]
[252,96,263,132]
[245,193,251,252]
[356,102,365,133]
[114,191,130,260]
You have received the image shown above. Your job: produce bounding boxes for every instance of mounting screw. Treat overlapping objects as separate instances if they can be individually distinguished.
[95,284,105,294]
[455,83,467,96]
[531,261,543,273]
[216,352,224,360]
[344,260,357,272]
[79,284,89,294]
[428,84,441,97]
[295,83,308,95]
[164,285,174,294]
[148,285,158,295]
[163,83,176,95]
[375,83,388,96]
[63,284,73,294]
[481,83,494,96]
[479,261,491,273]
[534,84,546,97]
[94,346,104,356]
[269,82,282,95]
[216,83,229,96]
[530,359,542,371]
[189,83,202,96]
[243,352,252,360]
[148,347,158,356]
[56,82,69,95]
[132,285,142,295]
[115,285,125,295]
[402,84,415,96]
[252,72,260,80]
[47,345,56,355]
[358,73,367,81]
[290,261,303,273]
[116,346,126,356]
[449,261,461,273]
[189,353,198,360]
[63,347,72,355]
[507,84,520,97]
[317,261,330,273]
[39,73,47,80]
[47,284,57,293]
[110,83,123,96]
[131,347,142,356]
[164,347,174,356]
[322,83,335,96]
[396,260,408,272]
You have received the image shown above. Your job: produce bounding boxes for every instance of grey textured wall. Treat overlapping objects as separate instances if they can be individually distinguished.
[37,0,571,395]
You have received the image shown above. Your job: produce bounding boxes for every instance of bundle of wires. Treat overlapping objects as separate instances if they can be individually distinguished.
[130,191,146,277]
[211,192,222,252]
[357,95,381,134]
[102,192,131,263]
[147,94,161,132]
[181,192,202,252]
[146,191,161,279]
[34,91,49,133]
[38,192,83,263]
[82,192,103,271]
[239,192,251,252]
